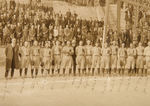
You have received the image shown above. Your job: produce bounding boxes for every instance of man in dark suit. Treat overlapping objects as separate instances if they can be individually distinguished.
[5,38,20,78]
[72,40,77,76]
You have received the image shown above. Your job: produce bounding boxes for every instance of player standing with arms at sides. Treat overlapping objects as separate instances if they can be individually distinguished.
[117,43,127,75]
[41,41,52,76]
[85,40,93,75]
[61,41,74,75]
[30,40,41,78]
[111,41,118,75]
[91,42,101,75]
[144,42,150,76]
[19,41,31,77]
[76,41,86,75]
[125,43,136,76]
[136,42,145,75]
[101,43,111,76]
[52,40,62,75]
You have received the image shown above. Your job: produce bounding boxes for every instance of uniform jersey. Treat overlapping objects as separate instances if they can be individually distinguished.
[52,45,62,69]
[91,46,101,68]
[85,45,93,56]
[42,48,52,57]
[20,46,31,68]
[76,46,85,56]
[101,47,111,69]
[85,45,93,67]
[31,46,41,68]
[144,46,150,69]
[111,45,118,69]
[76,46,86,69]
[125,48,136,69]
[52,45,62,55]
[41,47,52,69]
[136,46,144,69]
[144,46,150,57]
[117,48,126,69]
[127,48,136,57]
[61,46,73,69]
[111,45,118,55]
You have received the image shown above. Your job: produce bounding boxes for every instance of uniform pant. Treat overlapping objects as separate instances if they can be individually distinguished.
[111,55,117,69]
[117,57,126,69]
[136,56,144,69]
[86,56,92,68]
[5,68,14,78]
[145,57,150,69]
[125,56,135,69]
[76,55,85,69]
[101,56,111,69]
[5,59,15,78]
[91,55,101,68]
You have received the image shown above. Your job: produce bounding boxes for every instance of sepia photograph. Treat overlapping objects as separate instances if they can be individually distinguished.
[0,0,150,106]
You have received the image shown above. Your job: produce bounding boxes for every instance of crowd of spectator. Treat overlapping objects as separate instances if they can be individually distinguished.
[0,0,150,47]
[124,0,150,46]
[0,0,105,46]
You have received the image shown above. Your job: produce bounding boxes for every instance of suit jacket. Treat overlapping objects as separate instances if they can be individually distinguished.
[5,44,20,70]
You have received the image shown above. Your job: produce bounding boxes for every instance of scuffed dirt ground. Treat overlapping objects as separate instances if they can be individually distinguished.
[0,76,150,106]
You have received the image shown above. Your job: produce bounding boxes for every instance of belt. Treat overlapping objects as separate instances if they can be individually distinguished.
[120,56,125,57]
[22,55,29,57]
[33,55,39,56]
[78,55,84,56]
[86,55,92,56]
[43,56,51,57]
[65,55,72,56]
[93,55,100,56]
[112,54,117,55]
[128,55,134,57]
[54,54,60,55]
[103,55,110,56]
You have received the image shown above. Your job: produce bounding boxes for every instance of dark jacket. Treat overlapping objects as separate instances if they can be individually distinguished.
[5,44,20,70]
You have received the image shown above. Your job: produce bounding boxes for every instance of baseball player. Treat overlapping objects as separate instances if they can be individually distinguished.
[111,41,118,74]
[76,41,86,75]
[101,43,111,76]
[61,41,73,75]
[136,42,145,75]
[144,42,150,76]
[52,40,62,75]
[41,41,52,75]
[125,43,137,75]
[117,43,127,75]
[85,40,93,74]
[30,40,41,78]
[19,41,31,77]
[91,42,101,75]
